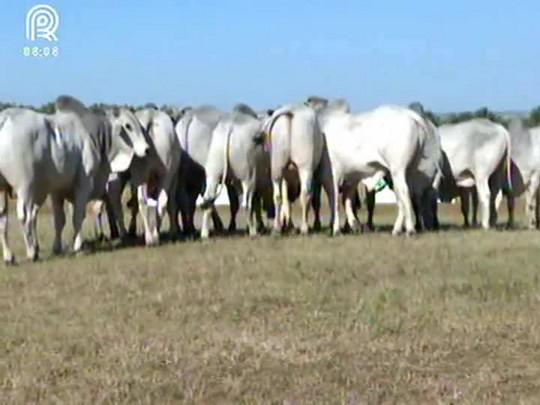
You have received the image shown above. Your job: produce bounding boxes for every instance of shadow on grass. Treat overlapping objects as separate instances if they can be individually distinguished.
[21,220,530,266]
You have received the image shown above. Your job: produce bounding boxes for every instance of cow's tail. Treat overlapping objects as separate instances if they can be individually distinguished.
[427,121,444,189]
[503,125,513,193]
[265,109,294,153]
[410,112,444,189]
[200,124,233,209]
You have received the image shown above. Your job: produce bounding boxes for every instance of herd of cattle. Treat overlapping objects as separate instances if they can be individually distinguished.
[0,95,538,264]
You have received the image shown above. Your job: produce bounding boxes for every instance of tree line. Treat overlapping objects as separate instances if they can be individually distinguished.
[408,102,540,127]
[1,100,540,127]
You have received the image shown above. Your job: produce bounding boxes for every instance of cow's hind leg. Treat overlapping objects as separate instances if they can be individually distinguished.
[200,176,220,240]
[91,201,105,241]
[183,190,199,236]
[280,179,291,231]
[0,190,14,264]
[506,192,515,229]
[329,172,342,236]
[242,178,257,237]
[412,195,422,232]
[392,172,415,236]
[51,193,66,255]
[272,178,283,234]
[177,183,196,237]
[365,190,376,231]
[253,193,265,232]
[536,189,540,229]
[227,185,239,233]
[298,168,313,235]
[459,188,471,228]
[471,188,479,227]
[127,185,139,237]
[311,181,322,232]
[72,181,93,253]
[488,179,502,228]
[107,176,127,240]
[166,188,180,240]
[525,176,540,229]
[476,179,491,230]
[344,186,361,233]
[17,190,40,261]
[137,184,158,246]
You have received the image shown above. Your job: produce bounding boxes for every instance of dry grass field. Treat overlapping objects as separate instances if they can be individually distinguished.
[2,199,540,403]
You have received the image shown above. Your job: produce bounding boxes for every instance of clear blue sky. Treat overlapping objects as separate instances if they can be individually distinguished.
[1,0,539,112]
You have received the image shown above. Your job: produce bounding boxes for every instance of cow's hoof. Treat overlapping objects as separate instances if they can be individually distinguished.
[145,236,159,247]
[271,228,282,237]
[347,224,361,234]
[4,256,16,266]
[330,229,341,237]
[200,231,210,240]
[184,233,197,241]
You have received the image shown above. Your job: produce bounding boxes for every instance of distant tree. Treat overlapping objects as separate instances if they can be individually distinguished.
[0,102,15,111]
[529,106,540,127]
[36,102,55,114]
[438,107,507,127]
[444,111,474,124]
[89,102,112,113]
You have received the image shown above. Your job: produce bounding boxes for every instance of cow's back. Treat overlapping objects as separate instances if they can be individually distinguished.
[439,119,507,183]
[176,106,223,169]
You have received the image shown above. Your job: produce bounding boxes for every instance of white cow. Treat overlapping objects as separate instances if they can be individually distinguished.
[0,96,148,263]
[175,106,240,236]
[307,97,442,233]
[316,104,437,236]
[200,107,266,239]
[104,108,181,246]
[438,119,511,229]
[264,103,325,235]
[505,120,540,228]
